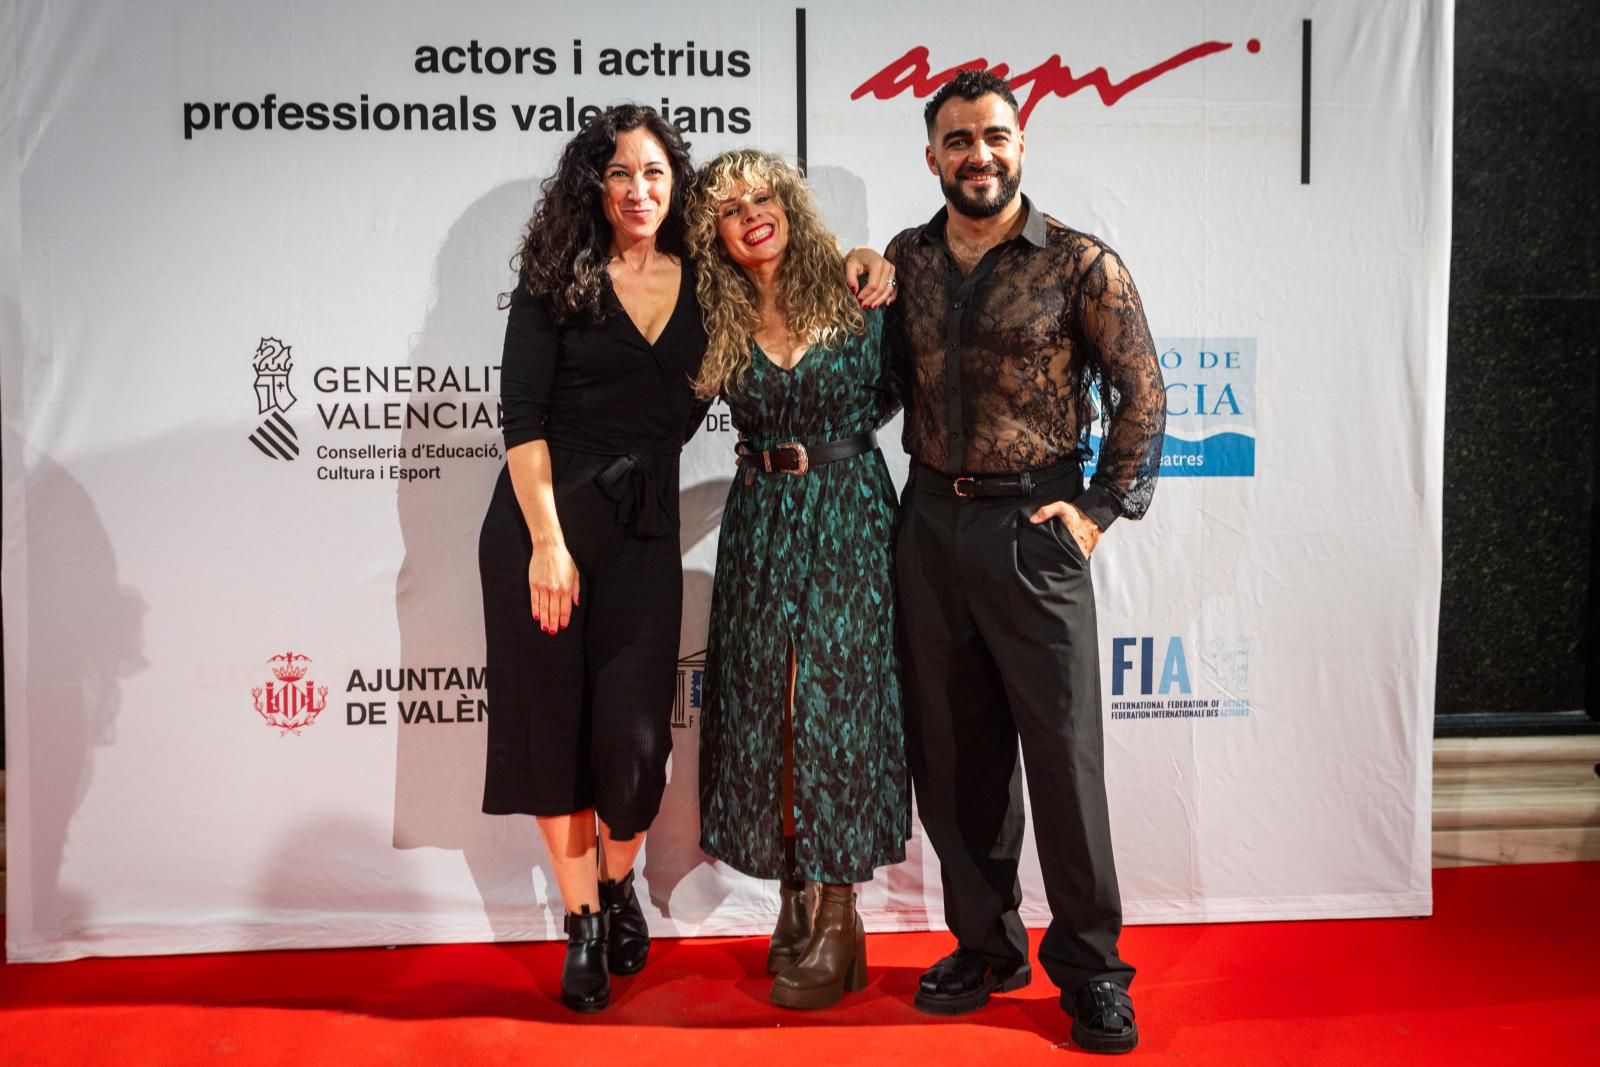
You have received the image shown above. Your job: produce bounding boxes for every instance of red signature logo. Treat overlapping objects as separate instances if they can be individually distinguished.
[852,39,1258,126]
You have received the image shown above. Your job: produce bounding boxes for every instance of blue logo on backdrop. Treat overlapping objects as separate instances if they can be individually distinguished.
[1111,636,1192,696]
[1089,337,1256,478]
[1108,635,1254,722]
[675,650,705,728]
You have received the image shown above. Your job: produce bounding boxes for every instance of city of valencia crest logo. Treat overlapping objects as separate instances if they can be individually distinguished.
[253,651,328,734]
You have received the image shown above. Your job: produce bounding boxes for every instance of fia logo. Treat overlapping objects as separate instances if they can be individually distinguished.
[253,651,329,734]
[1111,636,1192,697]
[248,337,300,460]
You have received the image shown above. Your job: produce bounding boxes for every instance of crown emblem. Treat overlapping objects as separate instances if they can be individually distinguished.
[253,650,328,734]
[268,651,312,682]
[252,337,293,374]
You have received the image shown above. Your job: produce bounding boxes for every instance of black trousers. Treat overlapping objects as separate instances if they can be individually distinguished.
[479,453,681,839]
[896,463,1134,995]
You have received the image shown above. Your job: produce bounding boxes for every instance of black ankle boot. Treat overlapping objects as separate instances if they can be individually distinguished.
[561,905,610,1012]
[598,869,650,976]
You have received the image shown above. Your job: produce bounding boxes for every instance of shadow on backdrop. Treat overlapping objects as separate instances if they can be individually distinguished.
[13,421,147,946]
[391,180,547,939]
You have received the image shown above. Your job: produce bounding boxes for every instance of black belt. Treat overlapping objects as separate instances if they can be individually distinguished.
[913,456,1082,499]
[593,451,674,537]
[736,431,877,475]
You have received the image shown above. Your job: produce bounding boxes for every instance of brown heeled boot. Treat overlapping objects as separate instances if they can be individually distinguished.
[769,883,866,1010]
[767,878,812,975]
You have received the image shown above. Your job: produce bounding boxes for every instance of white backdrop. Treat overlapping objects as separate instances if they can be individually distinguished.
[2,0,1450,961]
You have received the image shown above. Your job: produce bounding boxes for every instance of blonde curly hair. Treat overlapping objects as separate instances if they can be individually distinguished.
[687,149,865,398]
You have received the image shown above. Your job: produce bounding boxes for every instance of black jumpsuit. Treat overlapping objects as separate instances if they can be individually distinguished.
[479,260,706,838]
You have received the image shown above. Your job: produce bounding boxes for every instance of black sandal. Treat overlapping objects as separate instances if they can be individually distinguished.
[1068,980,1138,1054]
[913,946,1031,1015]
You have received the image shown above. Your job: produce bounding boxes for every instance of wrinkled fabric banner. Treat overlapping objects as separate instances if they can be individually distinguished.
[2,0,1448,960]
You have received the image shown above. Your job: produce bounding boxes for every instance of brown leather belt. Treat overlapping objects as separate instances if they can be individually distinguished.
[735,431,877,476]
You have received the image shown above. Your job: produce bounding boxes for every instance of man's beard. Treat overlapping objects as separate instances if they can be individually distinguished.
[942,163,1022,219]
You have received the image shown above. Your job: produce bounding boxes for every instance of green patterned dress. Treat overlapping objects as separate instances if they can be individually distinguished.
[699,308,909,883]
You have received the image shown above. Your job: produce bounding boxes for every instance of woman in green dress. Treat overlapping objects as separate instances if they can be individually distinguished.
[688,150,909,1011]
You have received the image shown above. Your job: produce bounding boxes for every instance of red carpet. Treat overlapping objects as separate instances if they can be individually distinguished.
[2,862,1596,1065]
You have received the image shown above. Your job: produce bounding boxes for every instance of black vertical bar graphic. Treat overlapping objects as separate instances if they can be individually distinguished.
[796,8,808,175]
[1301,19,1312,184]
[1589,358,1600,723]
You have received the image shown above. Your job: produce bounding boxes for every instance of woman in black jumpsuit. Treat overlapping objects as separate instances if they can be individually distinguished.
[478,105,704,1013]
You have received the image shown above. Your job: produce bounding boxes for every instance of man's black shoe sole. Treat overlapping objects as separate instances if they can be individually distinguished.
[913,962,1032,1015]
[1069,1018,1139,1054]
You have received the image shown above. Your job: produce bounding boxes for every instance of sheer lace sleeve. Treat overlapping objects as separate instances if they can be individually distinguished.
[1073,247,1165,529]
[880,236,912,414]
[861,307,903,428]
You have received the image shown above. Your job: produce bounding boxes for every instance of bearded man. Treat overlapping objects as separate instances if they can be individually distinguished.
[886,68,1166,1055]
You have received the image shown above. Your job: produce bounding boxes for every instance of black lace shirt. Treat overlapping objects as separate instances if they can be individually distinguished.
[885,196,1165,529]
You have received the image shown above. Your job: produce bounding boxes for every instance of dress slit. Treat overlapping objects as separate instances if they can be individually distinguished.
[695,308,908,883]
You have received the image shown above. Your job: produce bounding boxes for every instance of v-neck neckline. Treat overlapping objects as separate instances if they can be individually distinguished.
[612,259,686,349]
[755,338,815,375]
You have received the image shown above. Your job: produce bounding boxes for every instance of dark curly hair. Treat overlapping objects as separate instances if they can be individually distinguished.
[505,105,694,324]
[923,69,1020,137]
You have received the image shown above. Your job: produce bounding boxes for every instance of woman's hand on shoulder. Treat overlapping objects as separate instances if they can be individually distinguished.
[844,246,897,309]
